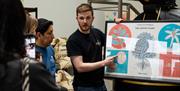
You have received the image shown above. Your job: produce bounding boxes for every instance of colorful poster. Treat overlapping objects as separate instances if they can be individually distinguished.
[105,21,180,83]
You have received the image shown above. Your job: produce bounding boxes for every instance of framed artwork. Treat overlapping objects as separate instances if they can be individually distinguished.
[104,21,180,84]
[25,7,38,18]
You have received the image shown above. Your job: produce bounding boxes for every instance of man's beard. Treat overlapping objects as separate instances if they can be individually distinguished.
[79,24,91,32]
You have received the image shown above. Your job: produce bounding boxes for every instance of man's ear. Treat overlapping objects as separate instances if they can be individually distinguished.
[36,32,43,38]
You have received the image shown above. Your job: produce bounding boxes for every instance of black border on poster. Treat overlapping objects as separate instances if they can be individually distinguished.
[104,20,180,84]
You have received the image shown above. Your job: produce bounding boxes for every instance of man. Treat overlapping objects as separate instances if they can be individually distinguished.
[66,3,115,91]
[36,18,56,80]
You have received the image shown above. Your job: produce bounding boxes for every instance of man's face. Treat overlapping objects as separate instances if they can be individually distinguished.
[39,25,54,47]
[76,11,94,33]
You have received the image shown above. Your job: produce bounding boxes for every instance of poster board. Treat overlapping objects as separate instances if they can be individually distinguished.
[104,21,180,84]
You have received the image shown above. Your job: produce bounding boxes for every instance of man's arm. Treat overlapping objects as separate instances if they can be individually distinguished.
[70,55,116,73]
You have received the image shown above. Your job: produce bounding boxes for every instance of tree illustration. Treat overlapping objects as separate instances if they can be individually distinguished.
[165,29,180,48]
[132,32,156,70]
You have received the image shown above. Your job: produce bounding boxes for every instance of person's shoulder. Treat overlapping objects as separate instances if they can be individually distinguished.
[35,45,44,52]
[47,46,55,55]
[47,45,54,50]
[29,62,45,69]
[67,29,79,41]
[7,59,21,66]
[5,59,22,74]
[22,57,44,70]
[29,61,47,74]
[92,28,101,32]
[92,28,104,35]
[92,28,102,33]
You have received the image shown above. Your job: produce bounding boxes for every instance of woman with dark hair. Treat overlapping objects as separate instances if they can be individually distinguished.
[0,0,67,91]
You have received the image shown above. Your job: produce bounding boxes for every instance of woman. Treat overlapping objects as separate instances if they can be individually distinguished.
[0,0,67,91]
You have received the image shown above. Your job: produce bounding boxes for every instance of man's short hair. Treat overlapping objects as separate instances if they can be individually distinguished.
[76,3,93,16]
[36,18,53,35]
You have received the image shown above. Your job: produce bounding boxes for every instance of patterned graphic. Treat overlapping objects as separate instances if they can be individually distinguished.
[107,50,128,74]
[105,22,180,83]
[111,37,126,49]
[108,24,131,49]
[132,32,156,71]
[158,24,180,48]
[158,24,180,77]
[160,52,180,77]
[117,52,127,64]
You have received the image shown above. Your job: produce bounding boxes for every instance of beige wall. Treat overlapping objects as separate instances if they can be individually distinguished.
[177,0,180,8]
[23,0,143,38]
[23,0,87,38]
[92,1,143,33]
[23,0,179,37]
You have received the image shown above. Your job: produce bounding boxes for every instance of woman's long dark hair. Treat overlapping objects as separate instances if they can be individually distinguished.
[0,0,26,63]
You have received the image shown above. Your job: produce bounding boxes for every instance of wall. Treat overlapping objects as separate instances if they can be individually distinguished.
[177,0,180,8]
[92,1,143,33]
[23,0,87,38]
[23,0,179,37]
[22,0,143,38]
